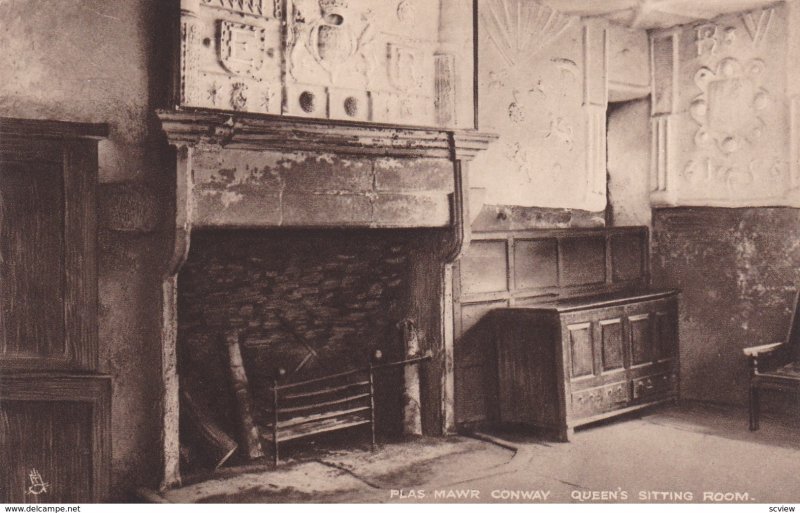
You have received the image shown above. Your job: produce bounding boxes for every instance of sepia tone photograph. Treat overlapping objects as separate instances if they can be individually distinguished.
[0,0,799,508]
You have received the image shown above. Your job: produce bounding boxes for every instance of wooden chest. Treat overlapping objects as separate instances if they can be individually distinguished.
[491,289,679,441]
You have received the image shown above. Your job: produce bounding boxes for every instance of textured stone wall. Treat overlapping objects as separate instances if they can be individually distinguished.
[178,229,417,440]
[652,208,800,405]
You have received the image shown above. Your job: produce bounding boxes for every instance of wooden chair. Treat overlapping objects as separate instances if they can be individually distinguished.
[743,290,800,431]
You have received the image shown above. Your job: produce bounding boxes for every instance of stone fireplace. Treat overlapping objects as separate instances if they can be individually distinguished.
[155,109,495,486]
[154,0,494,488]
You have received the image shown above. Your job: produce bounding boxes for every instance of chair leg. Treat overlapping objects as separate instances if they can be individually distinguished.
[749,385,760,431]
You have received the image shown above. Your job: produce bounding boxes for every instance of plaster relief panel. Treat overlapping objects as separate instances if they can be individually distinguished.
[179,0,282,114]
[287,0,438,125]
[472,0,606,211]
[690,58,770,156]
[650,5,793,206]
[178,0,459,127]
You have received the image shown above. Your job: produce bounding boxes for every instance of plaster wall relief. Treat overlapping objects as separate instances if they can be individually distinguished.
[437,0,475,129]
[649,30,679,206]
[650,5,795,207]
[179,0,283,114]
[582,20,609,212]
[178,0,462,127]
[472,0,608,210]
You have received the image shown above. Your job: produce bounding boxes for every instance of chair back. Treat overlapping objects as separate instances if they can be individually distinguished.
[785,289,800,361]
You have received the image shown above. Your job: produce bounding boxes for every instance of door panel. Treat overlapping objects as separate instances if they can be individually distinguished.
[0,120,108,502]
[568,323,594,378]
[0,401,93,502]
[629,314,653,365]
[0,162,65,360]
[600,319,624,371]
[454,301,505,424]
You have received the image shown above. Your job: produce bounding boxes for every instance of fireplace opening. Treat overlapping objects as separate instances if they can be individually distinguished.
[176,228,440,473]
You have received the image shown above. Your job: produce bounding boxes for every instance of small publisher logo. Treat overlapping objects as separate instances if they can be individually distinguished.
[25,469,50,496]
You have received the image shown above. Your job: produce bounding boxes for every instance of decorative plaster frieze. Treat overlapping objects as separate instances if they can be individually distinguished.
[689,58,770,156]
[584,104,607,211]
[582,20,608,108]
[201,0,270,17]
[649,5,795,207]
[650,29,679,116]
[180,16,200,106]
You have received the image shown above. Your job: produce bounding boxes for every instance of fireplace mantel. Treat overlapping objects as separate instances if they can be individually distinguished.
[155,0,491,490]
[157,109,497,160]
[156,107,497,242]
[155,107,496,490]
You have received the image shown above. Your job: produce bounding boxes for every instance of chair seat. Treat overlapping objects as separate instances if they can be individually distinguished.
[760,361,800,381]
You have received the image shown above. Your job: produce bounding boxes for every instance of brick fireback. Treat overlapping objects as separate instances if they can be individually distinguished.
[177,229,421,440]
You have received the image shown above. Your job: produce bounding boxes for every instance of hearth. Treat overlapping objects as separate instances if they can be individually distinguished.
[177,228,426,466]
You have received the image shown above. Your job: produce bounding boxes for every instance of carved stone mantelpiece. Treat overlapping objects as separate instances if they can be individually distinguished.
[177,0,468,127]
[155,106,496,487]
[157,108,496,232]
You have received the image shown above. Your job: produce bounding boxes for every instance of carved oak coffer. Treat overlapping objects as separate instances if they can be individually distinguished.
[490,289,680,441]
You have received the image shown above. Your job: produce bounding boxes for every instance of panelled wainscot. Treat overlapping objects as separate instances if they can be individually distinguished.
[491,289,679,441]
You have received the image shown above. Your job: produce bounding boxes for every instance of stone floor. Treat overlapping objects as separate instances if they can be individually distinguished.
[152,402,800,504]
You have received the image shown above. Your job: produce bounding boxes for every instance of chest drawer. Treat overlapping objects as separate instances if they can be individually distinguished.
[570,381,629,418]
[632,372,675,401]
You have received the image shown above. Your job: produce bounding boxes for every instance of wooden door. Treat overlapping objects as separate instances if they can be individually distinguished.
[0,118,110,503]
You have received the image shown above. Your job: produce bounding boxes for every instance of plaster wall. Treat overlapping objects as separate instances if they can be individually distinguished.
[0,0,174,496]
[608,25,650,102]
[607,99,652,227]
[471,1,607,213]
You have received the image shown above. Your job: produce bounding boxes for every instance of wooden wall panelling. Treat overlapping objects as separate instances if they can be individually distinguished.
[0,375,111,503]
[0,150,65,364]
[0,118,109,502]
[0,131,101,372]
